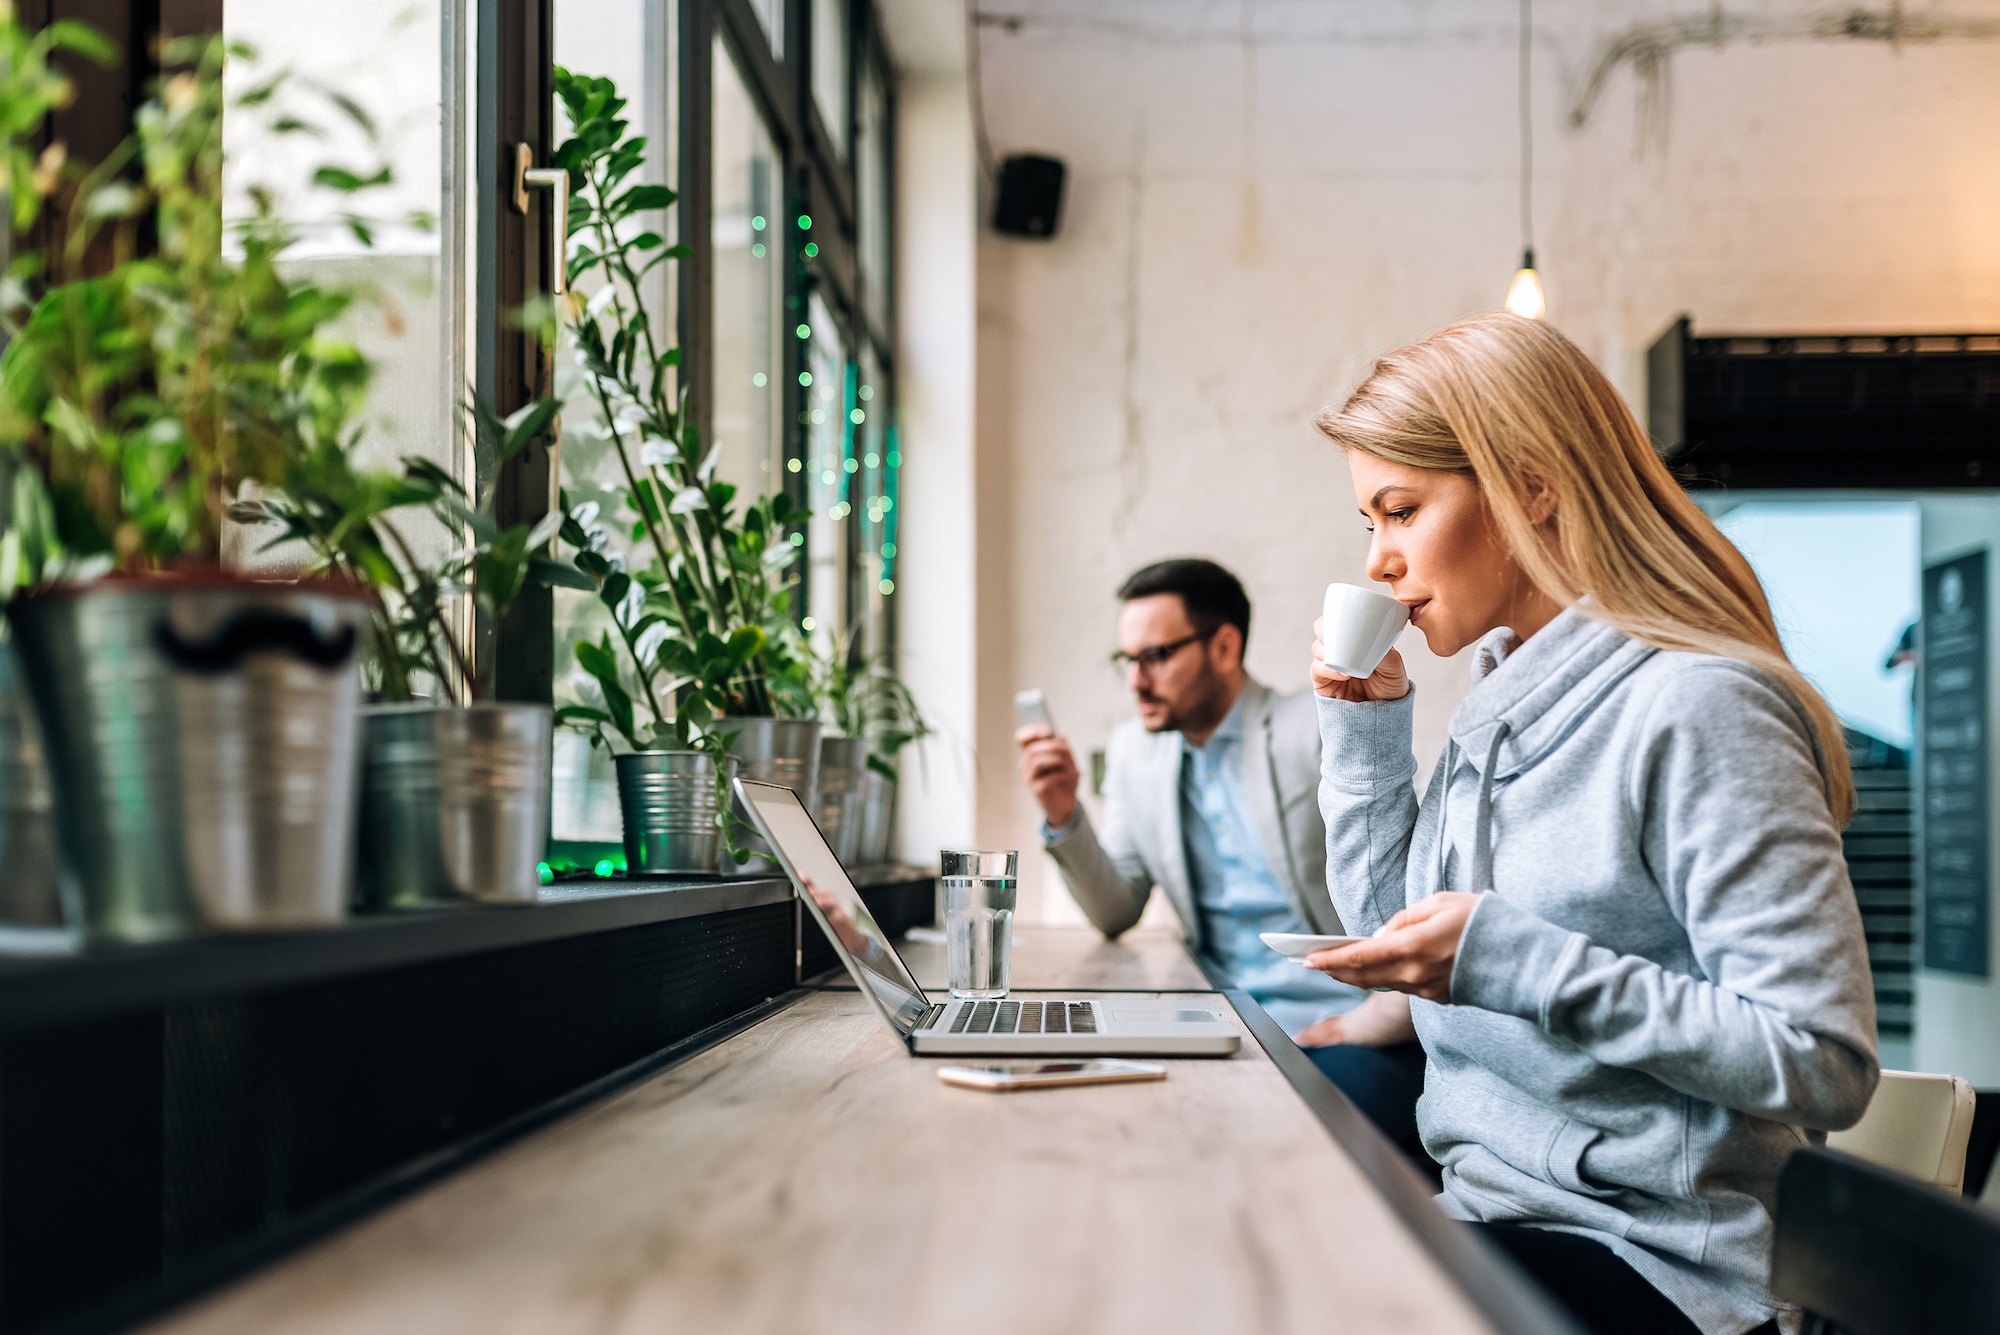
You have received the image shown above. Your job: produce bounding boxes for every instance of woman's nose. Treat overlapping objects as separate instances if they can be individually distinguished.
[1366,530,1401,585]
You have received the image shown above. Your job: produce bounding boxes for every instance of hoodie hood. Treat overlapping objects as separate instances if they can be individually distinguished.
[1449,604,1659,781]
[1433,604,1659,892]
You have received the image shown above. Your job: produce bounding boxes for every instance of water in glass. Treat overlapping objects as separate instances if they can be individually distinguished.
[943,874,1016,999]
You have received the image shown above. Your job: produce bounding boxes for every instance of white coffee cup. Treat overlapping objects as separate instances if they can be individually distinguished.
[1319,582,1410,678]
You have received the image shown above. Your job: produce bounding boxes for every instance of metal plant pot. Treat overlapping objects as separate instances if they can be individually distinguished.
[6,577,370,943]
[855,764,897,867]
[723,716,821,873]
[0,641,60,926]
[435,703,554,906]
[814,735,869,866]
[616,750,734,875]
[355,704,451,910]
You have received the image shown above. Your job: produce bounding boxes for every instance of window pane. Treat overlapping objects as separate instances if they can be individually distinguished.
[804,292,851,640]
[811,0,850,157]
[854,350,888,659]
[749,0,785,59]
[221,0,460,578]
[712,37,786,496]
[857,47,889,332]
[550,0,678,844]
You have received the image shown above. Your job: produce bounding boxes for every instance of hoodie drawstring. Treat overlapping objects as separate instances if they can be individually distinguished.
[1434,738,1457,893]
[1435,723,1510,894]
[1470,723,1509,892]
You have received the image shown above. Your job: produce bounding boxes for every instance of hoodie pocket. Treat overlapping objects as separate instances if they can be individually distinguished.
[1546,1119,1629,1219]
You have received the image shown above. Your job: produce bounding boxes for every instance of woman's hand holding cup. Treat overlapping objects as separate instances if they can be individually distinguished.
[1311,619,1410,701]
[1312,582,1413,702]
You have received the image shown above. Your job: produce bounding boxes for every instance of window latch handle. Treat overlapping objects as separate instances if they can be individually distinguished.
[511,143,569,296]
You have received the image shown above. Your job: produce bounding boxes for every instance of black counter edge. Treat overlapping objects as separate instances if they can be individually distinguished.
[1208,968,1587,1335]
[42,988,810,1335]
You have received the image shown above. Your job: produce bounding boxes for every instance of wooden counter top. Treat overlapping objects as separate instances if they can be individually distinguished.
[147,930,1555,1335]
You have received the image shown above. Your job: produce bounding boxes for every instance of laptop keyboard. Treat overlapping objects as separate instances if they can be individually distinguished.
[945,1000,1098,1035]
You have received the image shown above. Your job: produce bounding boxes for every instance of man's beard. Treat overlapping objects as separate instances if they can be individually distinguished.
[1138,672,1227,736]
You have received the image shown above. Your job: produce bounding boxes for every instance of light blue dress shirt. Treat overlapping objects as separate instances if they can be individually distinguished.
[1177,698,1363,1035]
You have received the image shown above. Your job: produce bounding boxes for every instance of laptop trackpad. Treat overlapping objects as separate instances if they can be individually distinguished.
[1111,1009,1224,1025]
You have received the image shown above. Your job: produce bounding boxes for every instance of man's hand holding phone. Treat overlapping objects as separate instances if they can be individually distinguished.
[1013,688,1079,829]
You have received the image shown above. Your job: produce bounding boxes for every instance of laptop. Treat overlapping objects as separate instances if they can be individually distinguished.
[734,778,1240,1057]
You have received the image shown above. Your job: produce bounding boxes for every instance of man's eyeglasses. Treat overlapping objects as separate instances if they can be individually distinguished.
[1110,628,1217,676]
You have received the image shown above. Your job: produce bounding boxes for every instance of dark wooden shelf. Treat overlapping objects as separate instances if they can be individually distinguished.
[0,866,936,1037]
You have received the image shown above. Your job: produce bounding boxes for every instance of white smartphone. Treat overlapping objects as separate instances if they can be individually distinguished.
[937,1059,1167,1092]
[1259,930,1368,960]
[1014,687,1057,734]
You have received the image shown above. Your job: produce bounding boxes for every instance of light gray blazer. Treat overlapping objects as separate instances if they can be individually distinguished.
[1046,678,1345,944]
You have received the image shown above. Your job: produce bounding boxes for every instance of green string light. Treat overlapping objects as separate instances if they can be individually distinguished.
[795,323,811,340]
[798,371,813,386]
[594,859,616,878]
[786,458,802,473]
[797,213,812,230]
[864,451,879,468]
[752,372,768,387]
[804,242,819,258]
[751,243,766,258]
[537,861,554,885]
[751,215,767,231]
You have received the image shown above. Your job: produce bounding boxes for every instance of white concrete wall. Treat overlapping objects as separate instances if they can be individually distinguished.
[960,0,2000,923]
[890,44,986,868]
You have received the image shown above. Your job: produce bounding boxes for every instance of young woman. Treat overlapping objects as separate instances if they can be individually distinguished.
[1302,312,1877,1335]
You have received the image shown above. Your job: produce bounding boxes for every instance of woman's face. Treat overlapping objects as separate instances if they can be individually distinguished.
[1346,451,1549,657]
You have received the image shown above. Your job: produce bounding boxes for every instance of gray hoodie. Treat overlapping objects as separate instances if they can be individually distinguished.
[1316,605,1878,1335]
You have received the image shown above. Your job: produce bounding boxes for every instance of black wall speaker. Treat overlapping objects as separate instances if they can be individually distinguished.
[992,154,1067,238]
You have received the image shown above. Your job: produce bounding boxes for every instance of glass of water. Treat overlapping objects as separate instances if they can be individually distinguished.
[940,849,1018,999]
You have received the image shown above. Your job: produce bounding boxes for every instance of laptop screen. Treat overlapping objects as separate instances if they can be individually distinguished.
[735,780,931,1034]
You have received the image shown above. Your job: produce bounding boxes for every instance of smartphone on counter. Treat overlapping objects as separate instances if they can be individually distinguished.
[938,1059,1167,1092]
[1014,688,1057,735]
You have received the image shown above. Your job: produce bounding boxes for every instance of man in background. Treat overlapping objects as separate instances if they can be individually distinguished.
[1015,559,1424,1152]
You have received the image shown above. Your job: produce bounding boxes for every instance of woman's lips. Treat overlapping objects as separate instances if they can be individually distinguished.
[1403,600,1429,625]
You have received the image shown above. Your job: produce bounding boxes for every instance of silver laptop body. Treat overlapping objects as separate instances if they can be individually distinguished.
[734,779,1240,1057]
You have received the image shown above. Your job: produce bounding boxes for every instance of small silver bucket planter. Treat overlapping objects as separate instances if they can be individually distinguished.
[615,750,735,875]
[814,735,868,866]
[722,717,821,874]
[357,702,553,908]
[855,760,896,867]
[0,639,60,926]
[436,704,554,905]
[6,575,371,944]
[356,705,450,909]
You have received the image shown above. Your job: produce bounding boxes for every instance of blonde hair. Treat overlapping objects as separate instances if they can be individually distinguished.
[1315,312,1855,826]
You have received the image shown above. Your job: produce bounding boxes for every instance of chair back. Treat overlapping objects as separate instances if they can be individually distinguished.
[1825,1068,1977,1193]
[1772,1147,2000,1335]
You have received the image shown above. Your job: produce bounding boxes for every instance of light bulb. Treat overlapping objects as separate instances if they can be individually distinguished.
[1505,250,1546,320]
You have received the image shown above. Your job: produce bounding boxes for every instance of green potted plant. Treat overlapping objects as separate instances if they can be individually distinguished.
[808,629,927,868]
[237,395,575,908]
[0,12,108,928]
[547,66,820,874]
[0,36,400,942]
[823,647,928,869]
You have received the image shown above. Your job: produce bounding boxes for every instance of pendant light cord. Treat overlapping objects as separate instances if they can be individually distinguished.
[1519,0,1534,259]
